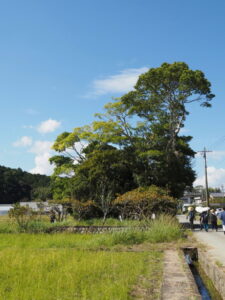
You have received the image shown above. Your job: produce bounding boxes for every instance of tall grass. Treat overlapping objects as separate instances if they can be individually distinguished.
[0,247,162,300]
[0,215,178,299]
[0,215,182,250]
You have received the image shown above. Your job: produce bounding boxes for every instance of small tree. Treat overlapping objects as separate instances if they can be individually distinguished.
[9,203,37,231]
[114,185,177,220]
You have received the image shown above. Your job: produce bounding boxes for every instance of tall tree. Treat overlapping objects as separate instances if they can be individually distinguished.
[51,62,214,200]
[121,62,214,151]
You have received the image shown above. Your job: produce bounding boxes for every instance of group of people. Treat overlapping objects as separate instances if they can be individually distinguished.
[187,207,225,234]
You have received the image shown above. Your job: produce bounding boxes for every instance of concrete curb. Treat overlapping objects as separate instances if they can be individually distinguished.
[198,249,225,299]
[161,250,201,300]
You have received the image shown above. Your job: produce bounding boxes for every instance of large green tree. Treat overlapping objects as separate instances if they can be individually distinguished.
[50,62,214,203]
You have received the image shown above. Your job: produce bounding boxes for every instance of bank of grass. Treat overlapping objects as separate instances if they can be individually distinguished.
[0,215,143,233]
[0,215,183,249]
[0,247,163,300]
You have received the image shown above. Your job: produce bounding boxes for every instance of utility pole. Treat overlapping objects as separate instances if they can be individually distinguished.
[197,147,212,207]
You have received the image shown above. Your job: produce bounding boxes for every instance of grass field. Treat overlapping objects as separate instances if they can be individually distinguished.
[0,235,163,300]
[0,215,182,299]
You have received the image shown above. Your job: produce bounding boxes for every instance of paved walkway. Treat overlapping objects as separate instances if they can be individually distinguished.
[177,214,225,266]
[161,250,201,300]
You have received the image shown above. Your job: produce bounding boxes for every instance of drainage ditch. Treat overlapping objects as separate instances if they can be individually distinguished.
[183,247,222,300]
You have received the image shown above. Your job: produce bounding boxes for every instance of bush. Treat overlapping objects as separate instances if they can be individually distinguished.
[114,185,177,220]
[8,203,39,232]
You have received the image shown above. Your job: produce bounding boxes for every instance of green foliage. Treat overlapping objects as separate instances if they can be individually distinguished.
[50,62,214,208]
[8,203,38,231]
[71,200,102,220]
[115,185,177,219]
[0,165,51,204]
[31,186,52,201]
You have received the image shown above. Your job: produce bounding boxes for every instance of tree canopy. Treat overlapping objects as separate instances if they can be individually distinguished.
[50,62,214,216]
[0,165,51,204]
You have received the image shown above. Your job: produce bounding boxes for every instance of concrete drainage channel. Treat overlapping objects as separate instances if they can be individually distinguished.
[183,247,223,300]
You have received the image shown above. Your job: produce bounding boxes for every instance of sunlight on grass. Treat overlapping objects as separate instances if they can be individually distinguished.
[0,248,162,300]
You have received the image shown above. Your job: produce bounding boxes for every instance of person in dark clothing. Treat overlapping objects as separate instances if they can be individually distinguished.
[50,211,56,223]
[187,208,195,230]
[200,211,209,232]
[219,207,225,235]
[199,212,203,230]
[210,209,218,231]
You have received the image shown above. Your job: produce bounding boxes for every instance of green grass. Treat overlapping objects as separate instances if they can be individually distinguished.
[0,216,142,233]
[0,238,163,300]
[0,215,183,249]
[0,215,183,299]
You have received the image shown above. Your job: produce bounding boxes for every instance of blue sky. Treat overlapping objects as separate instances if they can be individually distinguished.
[1,0,225,187]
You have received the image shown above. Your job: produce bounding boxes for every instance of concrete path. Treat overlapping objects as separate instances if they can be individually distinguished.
[194,231,225,266]
[177,214,225,266]
[161,250,201,300]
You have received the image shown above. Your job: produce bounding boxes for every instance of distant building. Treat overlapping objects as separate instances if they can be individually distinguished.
[0,205,13,215]
[180,186,204,212]
[0,202,63,215]
[210,192,225,199]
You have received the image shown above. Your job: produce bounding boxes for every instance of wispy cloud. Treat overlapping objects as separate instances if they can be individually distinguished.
[13,136,55,175]
[37,119,61,134]
[22,125,34,129]
[88,67,148,97]
[195,151,225,161]
[13,136,33,147]
[25,108,38,115]
[179,128,190,134]
[29,140,53,155]
[195,166,225,187]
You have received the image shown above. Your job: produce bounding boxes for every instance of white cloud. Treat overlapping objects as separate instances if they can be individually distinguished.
[179,128,189,134]
[13,136,33,147]
[30,152,54,175]
[194,166,225,187]
[37,119,61,134]
[29,140,53,155]
[208,151,225,161]
[91,67,148,96]
[195,151,225,161]
[29,140,54,175]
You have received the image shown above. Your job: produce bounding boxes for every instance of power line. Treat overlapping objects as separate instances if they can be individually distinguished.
[197,147,212,207]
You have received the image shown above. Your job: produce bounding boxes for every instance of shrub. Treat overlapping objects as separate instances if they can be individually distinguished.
[8,203,38,232]
[114,185,177,220]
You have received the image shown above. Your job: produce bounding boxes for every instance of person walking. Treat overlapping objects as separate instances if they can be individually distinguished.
[210,209,218,231]
[187,207,195,230]
[199,212,204,230]
[219,207,225,235]
[200,210,209,232]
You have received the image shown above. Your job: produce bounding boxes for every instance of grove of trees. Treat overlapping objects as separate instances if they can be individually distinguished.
[0,165,51,204]
[49,62,214,219]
